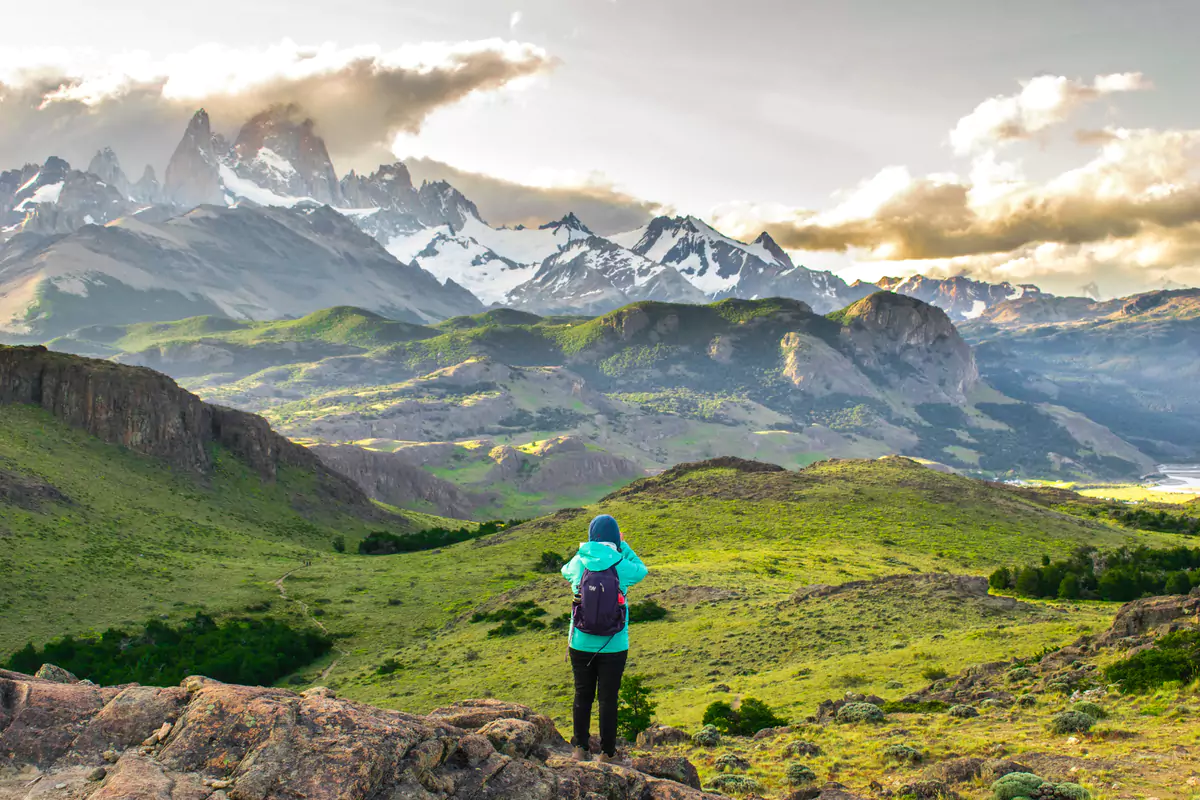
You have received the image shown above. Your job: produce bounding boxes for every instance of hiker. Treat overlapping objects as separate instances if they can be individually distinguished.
[560,514,648,763]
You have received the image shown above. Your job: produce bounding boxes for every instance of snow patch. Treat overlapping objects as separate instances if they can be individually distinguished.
[13,181,64,211]
[15,172,41,195]
[219,165,312,208]
[962,299,988,319]
[254,147,297,177]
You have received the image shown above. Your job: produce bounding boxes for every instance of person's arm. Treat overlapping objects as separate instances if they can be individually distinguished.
[617,541,648,590]
[561,552,584,591]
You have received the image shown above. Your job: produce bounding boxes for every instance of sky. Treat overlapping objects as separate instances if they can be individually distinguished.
[2,0,1199,297]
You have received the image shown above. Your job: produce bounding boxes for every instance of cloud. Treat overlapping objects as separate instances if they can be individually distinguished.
[406,157,663,234]
[712,121,1200,298]
[510,11,522,30]
[0,39,554,175]
[949,73,1150,155]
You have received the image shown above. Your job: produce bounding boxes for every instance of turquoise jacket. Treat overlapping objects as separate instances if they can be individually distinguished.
[561,540,648,653]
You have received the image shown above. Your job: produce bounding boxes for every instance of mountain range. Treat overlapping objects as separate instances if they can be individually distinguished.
[0,105,1093,338]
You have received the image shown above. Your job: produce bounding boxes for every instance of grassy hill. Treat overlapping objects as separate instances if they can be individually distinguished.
[0,402,445,653]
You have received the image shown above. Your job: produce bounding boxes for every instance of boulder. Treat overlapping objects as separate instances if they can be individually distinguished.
[479,717,540,758]
[637,724,692,748]
[631,755,702,789]
[34,664,78,683]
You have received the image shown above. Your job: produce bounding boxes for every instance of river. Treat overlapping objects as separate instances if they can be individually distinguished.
[1153,464,1200,493]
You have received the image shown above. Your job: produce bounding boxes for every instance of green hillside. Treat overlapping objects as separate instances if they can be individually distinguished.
[0,403,439,652]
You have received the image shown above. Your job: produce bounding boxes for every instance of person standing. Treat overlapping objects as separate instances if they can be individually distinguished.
[561,514,648,763]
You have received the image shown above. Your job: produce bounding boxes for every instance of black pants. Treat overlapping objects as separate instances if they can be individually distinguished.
[569,647,628,756]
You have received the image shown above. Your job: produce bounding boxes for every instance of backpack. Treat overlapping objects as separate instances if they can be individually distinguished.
[572,563,626,637]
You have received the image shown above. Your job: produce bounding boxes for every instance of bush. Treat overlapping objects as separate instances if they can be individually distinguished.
[1007,667,1034,683]
[706,775,761,795]
[1034,783,1091,800]
[332,534,346,553]
[885,680,904,690]
[882,743,923,764]
[783,740,821,758]
[948,704,979,719]
[921,666,949,681]
[1105,630,1200,693]
[836,702,885,724]
[1070,701,1108,720]
[536,551,565,572]
[376,658,403,675]
[628,599,668,623]
[702,697,787,736]
[616,674,656,741]
[992,772,1045,800]
[1048,711,1096,734]
[786,763,816,785]
[692,725,721,747]
[715,754,751,772]
[2,613,331,687]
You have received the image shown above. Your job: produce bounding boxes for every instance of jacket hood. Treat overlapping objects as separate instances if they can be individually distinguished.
[576,541,623,571]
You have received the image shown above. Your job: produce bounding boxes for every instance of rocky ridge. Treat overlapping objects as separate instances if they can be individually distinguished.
[0,671,729,800]
[0,345,367,507]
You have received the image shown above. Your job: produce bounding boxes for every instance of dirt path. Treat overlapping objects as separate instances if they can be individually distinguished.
[274,566,346,683]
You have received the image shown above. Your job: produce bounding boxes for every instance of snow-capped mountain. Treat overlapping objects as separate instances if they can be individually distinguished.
[610,215,868,312]
[0,204,482,339]
[505,235,708,314]
[874,275,1048,320]
[1,156,134,237]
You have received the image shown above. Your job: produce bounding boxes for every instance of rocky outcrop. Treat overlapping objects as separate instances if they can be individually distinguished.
[311,443,485,519]
[0,671,721,800]
[0,345,368,507]
[1096,587,1200,646]
[229,106,344,206]
[837,292,978,404]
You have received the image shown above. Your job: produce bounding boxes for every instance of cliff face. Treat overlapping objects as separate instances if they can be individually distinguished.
[0,345,367,506]
[0,670,725,800]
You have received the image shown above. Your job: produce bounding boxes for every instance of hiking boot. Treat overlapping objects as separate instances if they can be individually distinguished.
[571,747,590,762]
[597,752,621,765]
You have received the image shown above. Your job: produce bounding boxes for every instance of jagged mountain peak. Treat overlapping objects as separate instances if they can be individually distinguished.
[539,211,592,234]
[228,104,342,207]
[417,180,483,230]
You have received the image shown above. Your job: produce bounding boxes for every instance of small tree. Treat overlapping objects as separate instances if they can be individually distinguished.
[702,697,786,736]
[989,567,1011,591]
[332,535,346,553]
[1014,567,1042,597]
[616,674,656,740]
[1058,573,1081,600]
[1166,570,1192,596]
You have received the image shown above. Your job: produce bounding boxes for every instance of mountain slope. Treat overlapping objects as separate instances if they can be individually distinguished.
[965,288,1200,461]
[0,204,482,338]
[0,344,438,652]
[875,275,1047,321]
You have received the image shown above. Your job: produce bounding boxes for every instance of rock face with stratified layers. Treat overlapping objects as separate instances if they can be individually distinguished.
[0,669,723,800]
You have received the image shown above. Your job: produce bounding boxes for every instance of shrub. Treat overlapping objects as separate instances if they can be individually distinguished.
[948,704,979,719]
[376,658,402,675]
[706,775,761,794]
[1017,694,1038,708]
[616,674,656,741]
[921,666,949,681]
[536,551,565,572]
[783,740,821,758]
[1034,783,1091,800]
[1105,630,1200,693]
[1048,711,1096,734]
[1070,701,1108,720]
[702,697,787,736]
[992,772,1045,800]
[2,613,330,687]
[628,599,668,623]
[835,673,867,688]
[715,754,751,772]
[692,725,721,747]
[882,743,923,764]
[1007,667,1034,682]
[786,763,816,786]
[332,534,346,553]
[836,702,885,724]
[885,680,904,690]
[358,519,524,555]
